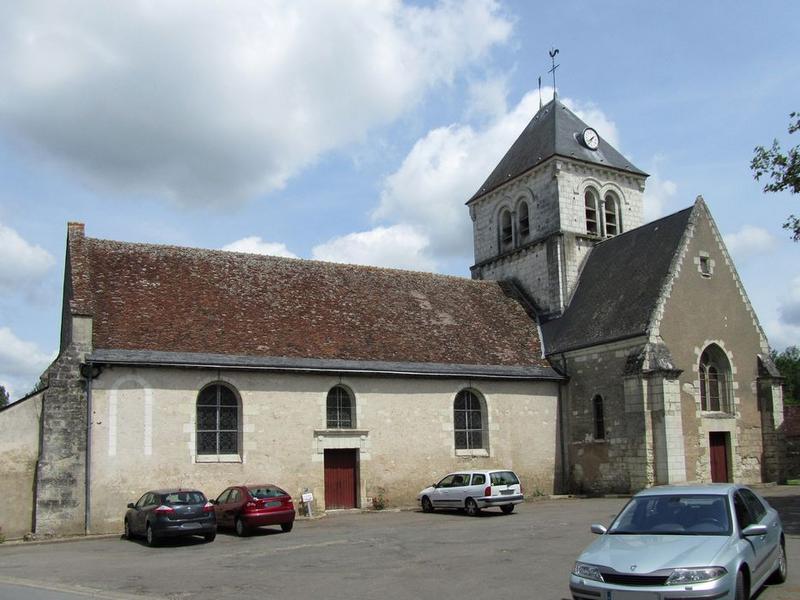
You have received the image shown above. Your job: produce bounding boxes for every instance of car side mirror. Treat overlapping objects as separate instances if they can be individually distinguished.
[742,524,768,537]
[590,524,608,535]
[210,499,218,505]
[127,503,135,509]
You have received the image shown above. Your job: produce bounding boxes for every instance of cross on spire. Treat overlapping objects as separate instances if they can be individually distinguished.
[548,47,560,99]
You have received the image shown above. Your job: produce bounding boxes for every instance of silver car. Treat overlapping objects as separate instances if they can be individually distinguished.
[570,484,787,600]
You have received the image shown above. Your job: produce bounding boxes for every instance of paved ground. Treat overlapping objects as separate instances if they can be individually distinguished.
[0,488,797,600]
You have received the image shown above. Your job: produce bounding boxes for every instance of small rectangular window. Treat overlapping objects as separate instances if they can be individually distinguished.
[700,256,711,276]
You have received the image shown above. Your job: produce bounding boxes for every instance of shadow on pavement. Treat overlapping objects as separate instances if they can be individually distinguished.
[762,487,800,535]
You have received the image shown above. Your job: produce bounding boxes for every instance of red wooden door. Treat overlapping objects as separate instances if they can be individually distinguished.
[709,432,729,483]
[324,449,358,509]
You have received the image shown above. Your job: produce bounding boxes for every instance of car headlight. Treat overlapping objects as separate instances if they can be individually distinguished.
[573,562,604,582]
[666,567,727,585]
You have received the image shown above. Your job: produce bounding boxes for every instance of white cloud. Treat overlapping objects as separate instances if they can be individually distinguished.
[723,225,777,261]
[779,275,800,327]
[0,221,55,292]
[312,224,435,271]
[764,276,800,352]
[372,88,623,260]
[642,169,679,222]
[222,236,297,258]
[0,326,54,400]
[0,0,511,206]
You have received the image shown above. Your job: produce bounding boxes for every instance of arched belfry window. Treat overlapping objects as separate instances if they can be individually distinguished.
[499,209,513,249]
[699,345,732,413]
[585,189,599,235]
[196,383,240,455]
[454,389,487,451]
[518,202,530,239]
[603,192,620,237]
[327,385,354,428]
[592,395,605,440]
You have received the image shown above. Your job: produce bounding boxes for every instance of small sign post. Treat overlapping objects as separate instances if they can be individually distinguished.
[301,489,314,517]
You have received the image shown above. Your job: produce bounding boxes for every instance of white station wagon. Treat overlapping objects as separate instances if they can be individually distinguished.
[417,470,524,516]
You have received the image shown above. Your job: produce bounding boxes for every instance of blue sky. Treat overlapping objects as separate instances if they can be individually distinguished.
[1,1,798,399]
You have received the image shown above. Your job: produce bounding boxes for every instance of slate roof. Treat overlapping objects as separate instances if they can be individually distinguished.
[469,98,647,202]
[541,205,695,354]
[66,225,558,379]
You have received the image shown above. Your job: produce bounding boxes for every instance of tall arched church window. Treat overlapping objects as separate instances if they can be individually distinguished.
[499,209,513,249]
[327,385,354,428]
[592,395,605,440]
[454,389,487,451]
[699,345,731,413]
[603,193,620,236]
[196,383,240,455]
[585,190,599,235]
[518,202,530,239]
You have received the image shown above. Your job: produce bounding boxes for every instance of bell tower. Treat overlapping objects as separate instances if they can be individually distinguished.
[468,98,648,319]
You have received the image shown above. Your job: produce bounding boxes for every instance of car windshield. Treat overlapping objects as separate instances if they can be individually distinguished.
[163,491,206,505]
[249,486,287,499]
[609,494,731,536]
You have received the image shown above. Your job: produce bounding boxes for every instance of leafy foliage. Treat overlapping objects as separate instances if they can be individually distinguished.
[751,112,800,241]
[0,385,8,408]
[772,346,800,405]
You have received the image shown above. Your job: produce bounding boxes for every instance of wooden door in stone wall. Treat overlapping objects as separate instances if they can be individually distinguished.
[324,449,358,509]
[709,432,730,483]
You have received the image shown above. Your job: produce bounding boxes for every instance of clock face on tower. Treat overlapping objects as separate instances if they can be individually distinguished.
[582,127,599,150]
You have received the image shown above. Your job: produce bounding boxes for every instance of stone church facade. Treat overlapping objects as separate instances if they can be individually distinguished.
[0,96,785,538]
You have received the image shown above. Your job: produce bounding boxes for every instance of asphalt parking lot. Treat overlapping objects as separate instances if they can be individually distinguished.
[0,489,798,600]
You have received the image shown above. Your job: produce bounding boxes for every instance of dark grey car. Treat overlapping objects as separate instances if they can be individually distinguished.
[124,489,216,546]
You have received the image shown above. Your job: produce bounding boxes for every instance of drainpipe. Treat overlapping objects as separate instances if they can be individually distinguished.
[81,362,103,535]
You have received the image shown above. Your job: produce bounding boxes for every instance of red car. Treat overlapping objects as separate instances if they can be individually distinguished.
[212,484,295,536]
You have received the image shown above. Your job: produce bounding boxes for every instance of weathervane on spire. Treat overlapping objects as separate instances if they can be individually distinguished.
[548,47,560,99]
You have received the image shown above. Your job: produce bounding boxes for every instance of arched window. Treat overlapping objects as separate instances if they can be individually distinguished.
[603,192,620,236]
[585,189,599,235]
[454,389,486,450]
[327,385,354,428]
[699,345,731,413]
[592,395,605,440]
[196,383,240,455]
[499,209,513,249]
[518,202,530,239]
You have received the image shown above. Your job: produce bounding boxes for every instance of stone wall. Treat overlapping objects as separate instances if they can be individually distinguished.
[86,366,560,534]
[784,404,800,479]
[0,393,43,539]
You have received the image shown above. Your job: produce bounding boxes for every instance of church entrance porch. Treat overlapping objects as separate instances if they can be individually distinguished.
[324,449,359,509]
[709,432,730,483]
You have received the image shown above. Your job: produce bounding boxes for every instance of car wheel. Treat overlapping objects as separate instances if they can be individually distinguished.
[465,498,480,517]
[235,517,248,537]
[768,540,788,584]
[145,524,158,547]
[204,531,216,543]
[500,504,514,515]
[421,497,434,513]
[280,521,293,533]
[735,570,748,600]
[123,519,132,540]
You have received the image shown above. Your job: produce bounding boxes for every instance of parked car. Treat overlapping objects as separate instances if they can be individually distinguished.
[570,483,787,600]
[212,484,296,536]
[124,489,216,546]
[416,469,523,516]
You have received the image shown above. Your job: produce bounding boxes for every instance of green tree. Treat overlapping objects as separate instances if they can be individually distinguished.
[772,346,800,405]
[751,111,800,241]
[0,385,8,408]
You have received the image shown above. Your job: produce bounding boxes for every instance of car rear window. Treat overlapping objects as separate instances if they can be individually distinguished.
[163,491,206,505]
[249,486,288,499]
[490,471,519,485]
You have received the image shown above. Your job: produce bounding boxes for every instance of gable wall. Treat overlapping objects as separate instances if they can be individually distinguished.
[657,210,767,483]
[87,366,559,534]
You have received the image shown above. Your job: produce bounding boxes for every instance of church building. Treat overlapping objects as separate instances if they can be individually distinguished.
[0,96,785,538]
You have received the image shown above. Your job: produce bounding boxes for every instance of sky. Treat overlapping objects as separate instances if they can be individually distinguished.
[1,0,799,399]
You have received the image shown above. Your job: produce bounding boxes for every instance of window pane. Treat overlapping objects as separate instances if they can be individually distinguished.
[467,409,482,429]
[219,386,237,406]
[454,394,466,411]
[219,431,238,454]
[197,386,217,406]
[469,431,483,449]
[219,406,238,430]
[454,431,467,449]
[197,406,217,430]
[197,432,217,454]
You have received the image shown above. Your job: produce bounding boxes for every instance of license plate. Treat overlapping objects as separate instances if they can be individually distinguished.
[500,490,513,495]
[606,591,658,600]
[264,501,281,508]
[181,522,201,530]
